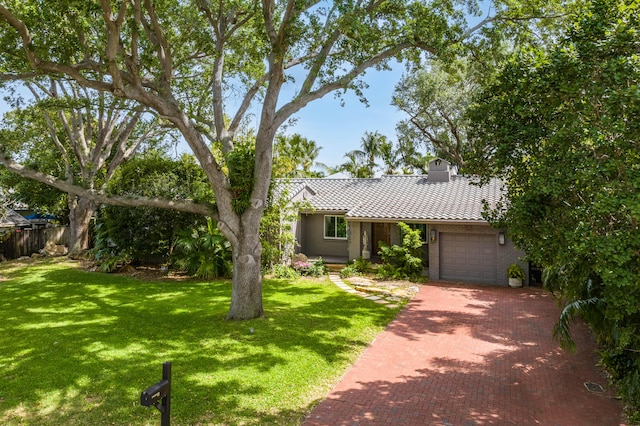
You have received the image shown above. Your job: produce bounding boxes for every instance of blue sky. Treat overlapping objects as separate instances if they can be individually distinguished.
[0,64,408,171]
[281,64,406,169]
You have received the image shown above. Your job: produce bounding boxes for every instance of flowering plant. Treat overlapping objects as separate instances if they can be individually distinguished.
[292,259,326,277]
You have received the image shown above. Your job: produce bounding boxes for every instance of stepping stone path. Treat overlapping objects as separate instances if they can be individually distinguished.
[328,273,419,309]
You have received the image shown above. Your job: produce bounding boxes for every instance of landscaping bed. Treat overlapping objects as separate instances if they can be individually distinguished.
[344,276,421,302]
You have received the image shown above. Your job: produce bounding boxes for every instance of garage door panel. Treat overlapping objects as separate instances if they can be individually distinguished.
[440,233,496,283]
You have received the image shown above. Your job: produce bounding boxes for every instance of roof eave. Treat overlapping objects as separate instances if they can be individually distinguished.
[345,216,491,225]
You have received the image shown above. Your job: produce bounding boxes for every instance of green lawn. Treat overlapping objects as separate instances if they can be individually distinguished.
[0,258,400,425]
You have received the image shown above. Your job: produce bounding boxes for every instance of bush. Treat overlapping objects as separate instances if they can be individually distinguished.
[170,218,233,279]
[352,257,372,274]
[87,222,133,273]
[272,264,300,279]
[377,222,423,281]
[92,249,133,273]
[292,258,327,277]
[340,264,359,279]
[102,152,210,262]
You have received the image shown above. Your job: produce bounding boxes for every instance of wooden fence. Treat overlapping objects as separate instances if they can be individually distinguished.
[0,226,69,260]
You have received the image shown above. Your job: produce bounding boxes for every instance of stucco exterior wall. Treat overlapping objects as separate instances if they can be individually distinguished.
[299,213,349,258]
[428,223,526,286]
[348,221,361,260]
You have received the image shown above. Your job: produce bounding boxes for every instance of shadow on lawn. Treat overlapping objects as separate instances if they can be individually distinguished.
[0,261,395,425]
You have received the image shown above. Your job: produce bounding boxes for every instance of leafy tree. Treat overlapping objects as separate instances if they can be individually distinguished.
[0,80,164,255]
[392,58,484,168]
[101,151,211,262]
[339,131,390,177]
[394,130,435,174]
[359,131,387,176]
[467,0,640,415]
[378,137,400,175]
[0,0,563,319]
[338,150,369,178]
[0,166,68,222]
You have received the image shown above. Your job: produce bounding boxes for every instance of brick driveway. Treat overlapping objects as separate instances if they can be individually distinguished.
[304,283,626,425]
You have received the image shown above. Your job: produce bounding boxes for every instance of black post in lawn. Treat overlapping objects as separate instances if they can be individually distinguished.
[140,361,172,426]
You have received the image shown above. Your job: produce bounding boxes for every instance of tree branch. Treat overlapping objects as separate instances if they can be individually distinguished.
[143,0,173,88]
[0,152,216,217]
[275,43,410,126]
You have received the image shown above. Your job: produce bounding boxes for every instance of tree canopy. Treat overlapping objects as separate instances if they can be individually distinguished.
[467,0,640,415]
[0,79,165,253]
[392,58,481,168]
[101,151,211,261]
[0,0,567,319]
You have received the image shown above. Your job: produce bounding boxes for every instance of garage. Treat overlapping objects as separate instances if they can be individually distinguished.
[439,233,497,283]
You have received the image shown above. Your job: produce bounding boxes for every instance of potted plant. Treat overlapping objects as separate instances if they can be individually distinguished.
[507,263,525,288]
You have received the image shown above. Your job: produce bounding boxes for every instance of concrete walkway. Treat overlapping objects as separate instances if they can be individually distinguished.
[305,282,626,425]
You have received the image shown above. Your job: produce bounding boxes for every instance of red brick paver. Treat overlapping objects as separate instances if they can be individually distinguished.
[304,283,626,425]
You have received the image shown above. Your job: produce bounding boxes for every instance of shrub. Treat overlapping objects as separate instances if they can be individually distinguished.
[352,257,372,274]
[272,264,300,279]
[292,258,327,277]
[377,222,423,281]
[93,249,133,273]
[87,222,133,273]
[340,264,359,279]
[102,152,210,262]
[171,218,233,279]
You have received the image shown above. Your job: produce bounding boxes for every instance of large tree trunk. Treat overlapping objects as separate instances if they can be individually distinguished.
[227,224,264,320]
[68,196,95,257]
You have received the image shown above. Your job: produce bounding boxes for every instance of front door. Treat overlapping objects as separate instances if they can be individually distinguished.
[372,223,391,256]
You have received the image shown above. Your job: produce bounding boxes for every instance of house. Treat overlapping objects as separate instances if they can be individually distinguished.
[282,158,526,286]
[0,207,67,259]
[0,207,32,229]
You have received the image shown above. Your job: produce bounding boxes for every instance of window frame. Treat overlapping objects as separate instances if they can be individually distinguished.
[323,215,348,240]
[408,223,428,243]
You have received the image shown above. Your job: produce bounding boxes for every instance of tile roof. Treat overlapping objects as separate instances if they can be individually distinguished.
[279,173,504,222]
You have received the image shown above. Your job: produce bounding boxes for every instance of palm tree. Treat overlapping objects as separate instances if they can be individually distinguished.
[359,131,387,176]
[273,133,322,177]
[339,150,369,178]
[379,139,399,175]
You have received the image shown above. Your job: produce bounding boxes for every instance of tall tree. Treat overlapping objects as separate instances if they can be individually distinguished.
[392,58,480,168]
[273,133,322,178]
[0,0,561,319]
[0,79,164,254]
[339,131,390,177]
[378,137,399,175]
[339,150,369,178]
[467,0,640,413]
[359,131,386,176]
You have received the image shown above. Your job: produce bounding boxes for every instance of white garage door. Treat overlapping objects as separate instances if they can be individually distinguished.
[440,233,497,283]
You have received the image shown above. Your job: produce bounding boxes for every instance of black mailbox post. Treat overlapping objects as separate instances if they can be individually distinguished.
[140,362,171,426]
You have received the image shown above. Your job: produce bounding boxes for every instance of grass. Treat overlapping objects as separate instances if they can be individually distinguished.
[0,258,400,425]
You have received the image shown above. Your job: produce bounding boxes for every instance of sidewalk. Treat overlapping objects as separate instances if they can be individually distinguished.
[304,282,626,425]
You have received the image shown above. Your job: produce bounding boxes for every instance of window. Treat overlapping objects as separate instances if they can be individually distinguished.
[408,223,428,243]
[324,215,347,239]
